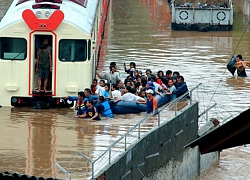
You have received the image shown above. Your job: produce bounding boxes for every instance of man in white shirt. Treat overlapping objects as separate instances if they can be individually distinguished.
[115,86,146,103]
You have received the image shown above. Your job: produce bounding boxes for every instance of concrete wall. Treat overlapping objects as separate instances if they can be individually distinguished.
[144,147,219,180]
[99,102,219,180]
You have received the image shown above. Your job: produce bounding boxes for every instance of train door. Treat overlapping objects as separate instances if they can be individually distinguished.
[30,34,54,94]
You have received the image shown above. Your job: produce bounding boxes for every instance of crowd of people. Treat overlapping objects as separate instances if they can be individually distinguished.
[64,62,189,121]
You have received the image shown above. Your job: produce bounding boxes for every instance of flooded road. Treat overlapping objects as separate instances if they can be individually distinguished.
[1,0,250,179]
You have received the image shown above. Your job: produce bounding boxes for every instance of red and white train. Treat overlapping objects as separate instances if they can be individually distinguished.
[0,0,110,108]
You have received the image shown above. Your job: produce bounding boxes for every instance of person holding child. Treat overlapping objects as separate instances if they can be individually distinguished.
[234,54,247,77]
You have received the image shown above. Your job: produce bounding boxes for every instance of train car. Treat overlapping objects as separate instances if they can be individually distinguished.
[171,0,233,31]
[0,0,110,108]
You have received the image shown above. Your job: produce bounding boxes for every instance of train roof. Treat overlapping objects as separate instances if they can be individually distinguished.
[0,0,99,34]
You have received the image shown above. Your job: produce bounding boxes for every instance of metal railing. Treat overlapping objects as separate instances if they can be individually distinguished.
[55,82,225,179]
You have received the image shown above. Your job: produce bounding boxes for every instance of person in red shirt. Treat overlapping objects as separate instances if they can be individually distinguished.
[91,78,98,95]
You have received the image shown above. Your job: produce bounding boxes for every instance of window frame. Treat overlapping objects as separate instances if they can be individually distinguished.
[0,37,27,61]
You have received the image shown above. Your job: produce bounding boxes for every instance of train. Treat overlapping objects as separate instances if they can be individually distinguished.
[0,0,110,108]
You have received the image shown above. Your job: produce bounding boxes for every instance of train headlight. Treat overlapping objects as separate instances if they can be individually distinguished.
[45,11,51,18]
[35,11,42,18]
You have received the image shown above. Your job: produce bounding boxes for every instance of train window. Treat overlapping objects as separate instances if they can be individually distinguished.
[0,37,27,60]
[59,39,87,62]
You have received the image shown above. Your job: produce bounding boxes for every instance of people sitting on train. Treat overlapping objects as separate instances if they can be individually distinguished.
[95,65,120,84]
[76,100,101,121]
[172,76,189,99]
[96,96,114,118]
[36,44,52,93]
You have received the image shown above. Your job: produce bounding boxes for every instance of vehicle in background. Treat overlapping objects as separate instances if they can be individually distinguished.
[171,0,233,31]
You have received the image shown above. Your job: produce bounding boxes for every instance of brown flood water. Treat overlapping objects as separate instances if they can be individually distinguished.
[1,0,250,179]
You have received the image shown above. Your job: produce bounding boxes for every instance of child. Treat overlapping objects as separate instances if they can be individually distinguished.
[95,79,105,96]
[116,80,125,96]
[78,100,101,120]
[124,62,136,77]
[102,83,111,99]
[165,79,177,101]
[91,78,98,95]
[111,83,122,99]
[139,90,147,100]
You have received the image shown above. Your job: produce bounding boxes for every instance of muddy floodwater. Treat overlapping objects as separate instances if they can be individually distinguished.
[1,0,250,179]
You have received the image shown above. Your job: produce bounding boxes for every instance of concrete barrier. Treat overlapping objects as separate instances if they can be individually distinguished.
[98,102,219,180]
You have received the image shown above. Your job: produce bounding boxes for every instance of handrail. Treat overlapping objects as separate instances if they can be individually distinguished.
[89,83,203,178]
[58,83,218,179]
[55,162,71,180]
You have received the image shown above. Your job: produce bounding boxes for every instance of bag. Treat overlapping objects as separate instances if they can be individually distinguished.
[227,55,236,75]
